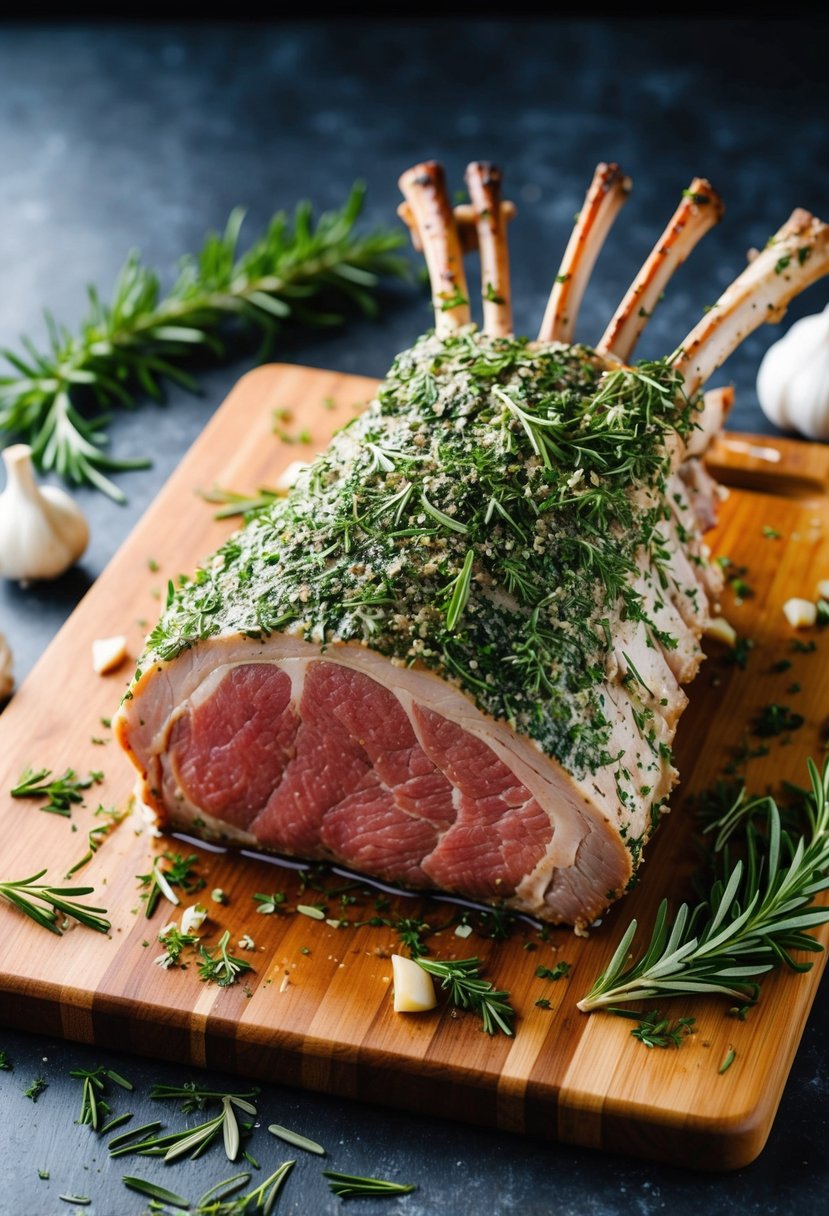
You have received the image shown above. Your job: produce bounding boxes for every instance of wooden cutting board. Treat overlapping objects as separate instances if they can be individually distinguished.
[1,364,828,1172]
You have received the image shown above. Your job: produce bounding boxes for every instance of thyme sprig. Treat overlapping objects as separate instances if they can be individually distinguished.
[0,183,406,500]
[578,757,829,1012]
[11,765,102,817]
[414,956,515,1035]
[0,870,110,935]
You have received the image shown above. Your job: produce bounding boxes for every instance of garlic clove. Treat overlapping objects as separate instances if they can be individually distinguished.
[0,444,89,583]
[92,635,128,675]
[757,305,829,440]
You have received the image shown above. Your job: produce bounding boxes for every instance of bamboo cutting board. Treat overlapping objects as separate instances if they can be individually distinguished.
[0,364,828,1172]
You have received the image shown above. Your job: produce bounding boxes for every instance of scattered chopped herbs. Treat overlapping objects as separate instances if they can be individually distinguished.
[817,599,829,626]
[415,956,515,1036]
[198,930,254,987]
[761,525,781,539]
[137,852,205,918]
[752,703,805,739]
[253,891,287,915]
[790,639,817,654]
[534,998,552,1009]
[211,887,228,904]
[770,658,792,673]
[719,1047,736,1074]
[58,1195,90,1206]
[37,1168,49,1180]
[11,766,102,817]
[24,1077,47,1102]
[0,870,110,935]
[535,962,571,981]
[65,805,127,878]
[323,1171,416,1200]
[724,635,753,669]
[155,924,200,969]
[297,904,325,921]
[609,1007,696,1048]
[0,1049,11,1070]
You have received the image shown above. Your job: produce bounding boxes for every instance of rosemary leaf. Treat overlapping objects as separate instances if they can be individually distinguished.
[323,1171,416,1199]
[268,1123,326,1155]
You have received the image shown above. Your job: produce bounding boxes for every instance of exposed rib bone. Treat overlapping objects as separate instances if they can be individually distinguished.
[464,161,513,337]
[674,209,829,398]
[398,161,470,336]
[597,179,724,361]
[685,386,734,458]
[538,163,631,344]
[399,200,517,254]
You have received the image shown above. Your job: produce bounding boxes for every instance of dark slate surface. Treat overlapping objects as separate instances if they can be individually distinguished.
[0,19,827,1215]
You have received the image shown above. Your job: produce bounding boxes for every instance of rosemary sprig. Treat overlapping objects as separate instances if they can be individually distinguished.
[71,1064,134,1131]
[414,956,515,1036]
[148,1081,259,1114]
[110,1095,254,1163]
[578,757,829,1012]
[198,930,255,988]
[0,870,110,935]
[11,766,102,817]
[323,1171,416,1199]
[65,805,127,878]
[0,185,406,500]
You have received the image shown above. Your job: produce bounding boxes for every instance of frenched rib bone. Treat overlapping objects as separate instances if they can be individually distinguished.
[538,162,632,343]
[464,161,513,336]
[398,161,470,336]
[674,208,829,398]
[597,179,724,362]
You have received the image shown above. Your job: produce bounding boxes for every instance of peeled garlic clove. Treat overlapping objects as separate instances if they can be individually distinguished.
[0,632,13,701]
[92,635,128,675]
[782,598,817,629]
[0,444,89,582]
[391,953,437,1013]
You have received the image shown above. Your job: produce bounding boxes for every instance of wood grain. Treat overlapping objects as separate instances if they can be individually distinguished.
[0,364,827,1171]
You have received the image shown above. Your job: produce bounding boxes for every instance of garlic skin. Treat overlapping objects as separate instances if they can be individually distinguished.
[0,632,13,701]
[757,304,829,440]
[0,444,89,582]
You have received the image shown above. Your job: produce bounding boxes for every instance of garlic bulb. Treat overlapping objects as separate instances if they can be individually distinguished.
[0,444,89,582]
[757,303,829,439]
[0,632,13,701]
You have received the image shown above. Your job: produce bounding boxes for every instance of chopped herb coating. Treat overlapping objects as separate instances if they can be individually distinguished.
[143,329,697,786]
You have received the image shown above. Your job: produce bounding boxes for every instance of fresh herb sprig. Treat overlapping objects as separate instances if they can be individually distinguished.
[65,805,127,878]
[323,1171,416,1200]
[0,870,110,935]
[414,956,515,1035]
[110,1092,256,1163]
[123,1161,294,1215]
[578,757,829,1012]
[72,1065,134,1131]
[148,1081,260,1114]
[0,184,406,500]
[197,930,254,988]
[137,852,205,918]
[11,766,102,817]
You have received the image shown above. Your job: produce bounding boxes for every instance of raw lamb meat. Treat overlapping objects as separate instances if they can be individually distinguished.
[115,161,829,928]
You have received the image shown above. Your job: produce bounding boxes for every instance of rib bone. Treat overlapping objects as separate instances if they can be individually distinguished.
[398,161,470,336]
[674,208,829,398]
[538,163,631,344]
[597,179,724,362]
[464,161,513,336]
[399,200,517,254]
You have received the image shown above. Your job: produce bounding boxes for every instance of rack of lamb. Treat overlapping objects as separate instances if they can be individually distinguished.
[116,160,829,929]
